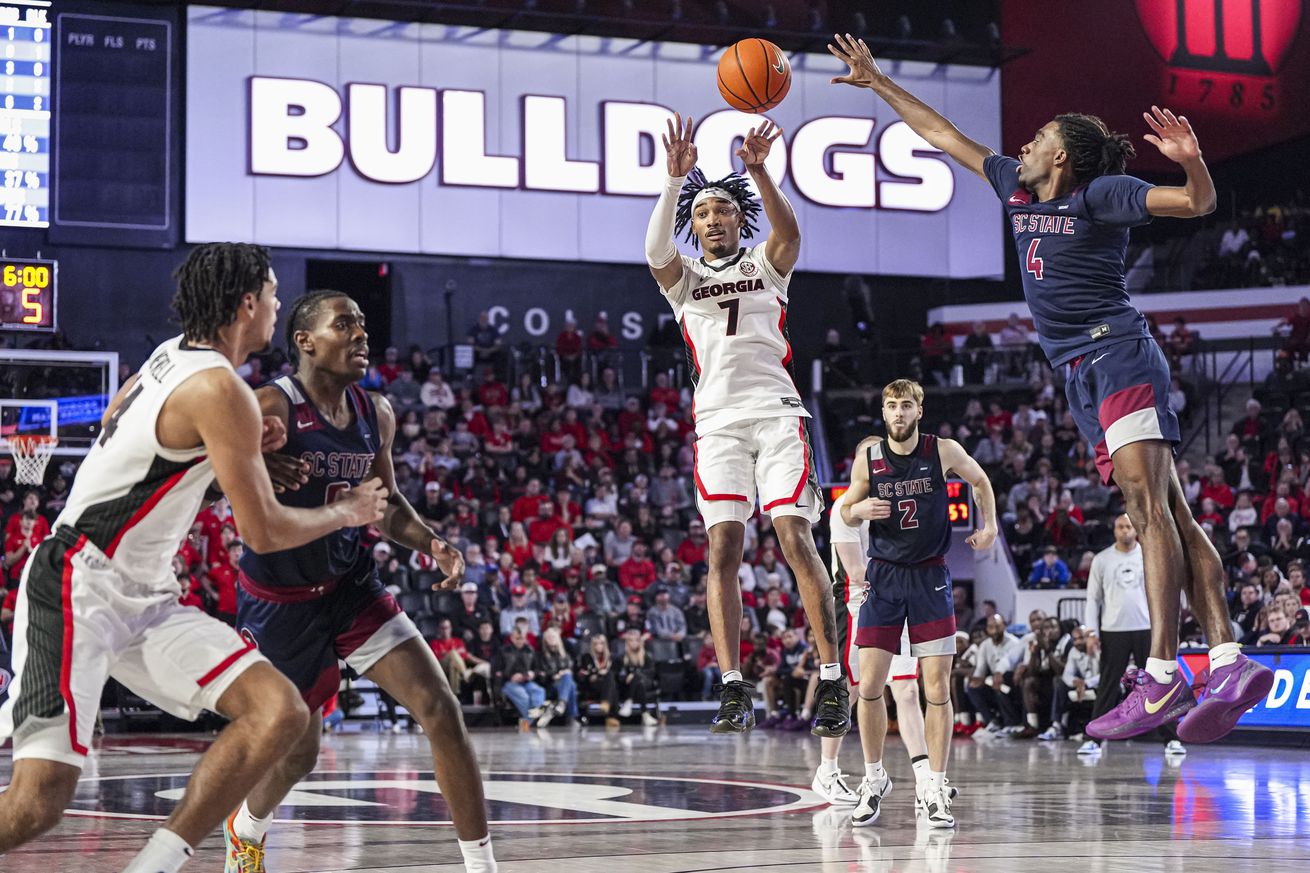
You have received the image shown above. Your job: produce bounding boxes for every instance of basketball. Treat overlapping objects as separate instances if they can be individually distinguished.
[717,38,791,113]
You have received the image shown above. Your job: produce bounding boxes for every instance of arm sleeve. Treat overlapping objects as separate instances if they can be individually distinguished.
[982,154,1021,201]
[1084,174,1154,228]
[645,174,686,269]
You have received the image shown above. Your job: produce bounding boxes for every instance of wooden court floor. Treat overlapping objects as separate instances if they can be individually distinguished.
[2,725,1306,872]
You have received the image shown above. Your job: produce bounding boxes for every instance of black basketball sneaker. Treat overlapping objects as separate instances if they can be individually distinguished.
[810,678,851,737]
[710,680,757,733]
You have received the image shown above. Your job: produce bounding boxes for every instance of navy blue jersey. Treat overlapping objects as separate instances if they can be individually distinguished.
[865,434,950,564]
[983,155,1155,367]
[239,376,380,589]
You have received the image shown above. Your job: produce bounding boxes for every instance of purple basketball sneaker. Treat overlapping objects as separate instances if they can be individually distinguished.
[1087,667,1195,741]
[1177,654,1275,744]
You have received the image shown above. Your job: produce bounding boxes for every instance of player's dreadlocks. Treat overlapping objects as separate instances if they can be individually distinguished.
[172,242,274,343]
[674,168,762,249]
[1055,113,1136,183]
[285,289,350,367]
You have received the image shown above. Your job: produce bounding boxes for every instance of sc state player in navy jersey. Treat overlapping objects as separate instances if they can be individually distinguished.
[839,380,998,828]
[827,33,1272,746]
[226,292,496,873]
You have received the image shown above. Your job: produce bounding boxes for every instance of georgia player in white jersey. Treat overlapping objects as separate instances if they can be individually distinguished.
[0,243,386,873]
[646,114,848,737]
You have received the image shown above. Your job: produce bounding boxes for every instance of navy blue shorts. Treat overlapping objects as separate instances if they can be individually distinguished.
[855,559,955,656]
[236,572,419,712]
[1065,338,1180,484]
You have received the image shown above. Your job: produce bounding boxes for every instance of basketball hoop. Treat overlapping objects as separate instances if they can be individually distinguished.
[8,435,58,486]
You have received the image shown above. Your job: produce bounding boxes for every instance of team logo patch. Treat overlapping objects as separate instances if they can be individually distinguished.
[739,260,757,276]
[65,770,824,825]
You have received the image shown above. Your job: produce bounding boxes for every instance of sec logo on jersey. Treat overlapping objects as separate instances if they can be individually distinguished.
[739,260,757,277]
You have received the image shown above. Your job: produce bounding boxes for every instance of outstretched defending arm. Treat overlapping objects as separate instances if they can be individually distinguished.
[1141,106,1217,218]
[938,438,998,552]
[647,114,695,291]
[368,393,466,590]
[736,120,800,276]
[828,33,993,180]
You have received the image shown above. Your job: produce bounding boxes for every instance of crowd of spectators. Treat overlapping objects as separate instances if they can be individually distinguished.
[1198,195,1310,290]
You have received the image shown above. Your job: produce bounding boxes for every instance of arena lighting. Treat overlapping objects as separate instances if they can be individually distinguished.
[247,77,957,212]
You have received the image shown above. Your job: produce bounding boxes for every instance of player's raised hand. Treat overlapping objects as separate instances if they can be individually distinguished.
[736,120,782,169]
[851,497,892,521]
[337,477,388,527]
[1143,106,1201,164]
[429,539,467,590]
[965,526,997,552]
[662,114,697,177]
[827,32,883,89]
[260,414,288,453]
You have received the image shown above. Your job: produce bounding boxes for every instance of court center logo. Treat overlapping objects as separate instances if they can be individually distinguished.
[66,770,825,825]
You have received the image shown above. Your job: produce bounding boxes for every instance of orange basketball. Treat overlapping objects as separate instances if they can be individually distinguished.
[717,38,791,114]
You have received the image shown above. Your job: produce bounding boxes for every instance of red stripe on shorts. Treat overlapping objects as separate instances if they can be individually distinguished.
[197,639,257,688]
[762,419,811,511]
[1096,382,1155,431]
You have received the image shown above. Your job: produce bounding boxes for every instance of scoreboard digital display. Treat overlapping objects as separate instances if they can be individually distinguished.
[0,0,51,228]
[0,256,56,330]
[946,480,973,529]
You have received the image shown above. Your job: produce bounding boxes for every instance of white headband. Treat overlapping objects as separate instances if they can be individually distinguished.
[692,187,738,211]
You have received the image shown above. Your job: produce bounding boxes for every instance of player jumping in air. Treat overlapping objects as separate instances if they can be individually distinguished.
[224,291,495,873]
[645,114,849,737]
[0,244,388,873]
[836,380,998,828]
[827,34,1273,743]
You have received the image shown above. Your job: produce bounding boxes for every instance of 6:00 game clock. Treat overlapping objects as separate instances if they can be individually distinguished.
[0,257,57,331]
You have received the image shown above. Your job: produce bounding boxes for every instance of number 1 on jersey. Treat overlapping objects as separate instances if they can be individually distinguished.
[1025,238,1044,280]
[717,299,740,336]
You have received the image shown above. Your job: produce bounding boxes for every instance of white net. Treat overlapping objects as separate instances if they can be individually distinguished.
[9,435,58,486]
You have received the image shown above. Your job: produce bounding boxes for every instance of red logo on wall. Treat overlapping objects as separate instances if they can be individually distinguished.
[1136,0,1301,74]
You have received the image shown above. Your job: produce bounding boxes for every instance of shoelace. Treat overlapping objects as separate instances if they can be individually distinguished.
[716,683,752,717]
[233,841,265,872]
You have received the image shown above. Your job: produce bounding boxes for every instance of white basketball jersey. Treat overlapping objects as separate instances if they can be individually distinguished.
[661,245,809,436]
[56,335,230,588]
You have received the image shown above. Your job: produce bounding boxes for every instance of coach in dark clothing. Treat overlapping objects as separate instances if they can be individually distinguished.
[453,581,493,641]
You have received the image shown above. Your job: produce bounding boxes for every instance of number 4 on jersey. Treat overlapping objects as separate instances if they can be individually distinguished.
[1025,238,1044,280]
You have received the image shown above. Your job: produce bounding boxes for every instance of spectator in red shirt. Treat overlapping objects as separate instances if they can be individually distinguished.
[648,371,681,411]
[528,501,569,545]
[617,397,645,437]
[619,542,657,593]
[477,368,510,410]
[1200,466,1235,511]
[505,522,533,568]
[4,510,45,586]
[543,592,577,638]
[174,556,206,611]
[204,539,243,625]
[555,488,582,530]
[427,617,472,699]
[195,496,237,563]
[539,418,569,454]
[556,317,584,382]
[1232,398,1263,446]
[511,478,548,523]
[377,346,404,384]
[984,401,1013,435]
[676,519,708,569]
[4,491,48,539]
[1276,296,1310,362]
[586,313,619,354]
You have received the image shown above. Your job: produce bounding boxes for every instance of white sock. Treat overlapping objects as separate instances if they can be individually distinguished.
[1145,657,1178,685]
[458,835,497,873]
[819,663,842,681]
[1026,712,1039,728]
[120,829,193,873]
[911,756,930,786]
[1208,641,1241,670]
[929,771,946,791]
[864,760,885,781]
[819,755,839,776]
[232,800,274,843]
[722,670,744,684]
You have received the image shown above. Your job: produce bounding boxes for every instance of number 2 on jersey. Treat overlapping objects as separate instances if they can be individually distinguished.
[1025,238,1044,280]
[897,498,919,530]
[717,299,740,336]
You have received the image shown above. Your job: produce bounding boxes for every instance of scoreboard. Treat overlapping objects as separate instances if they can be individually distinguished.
[0,255,56,330]
[0,0,51,228]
